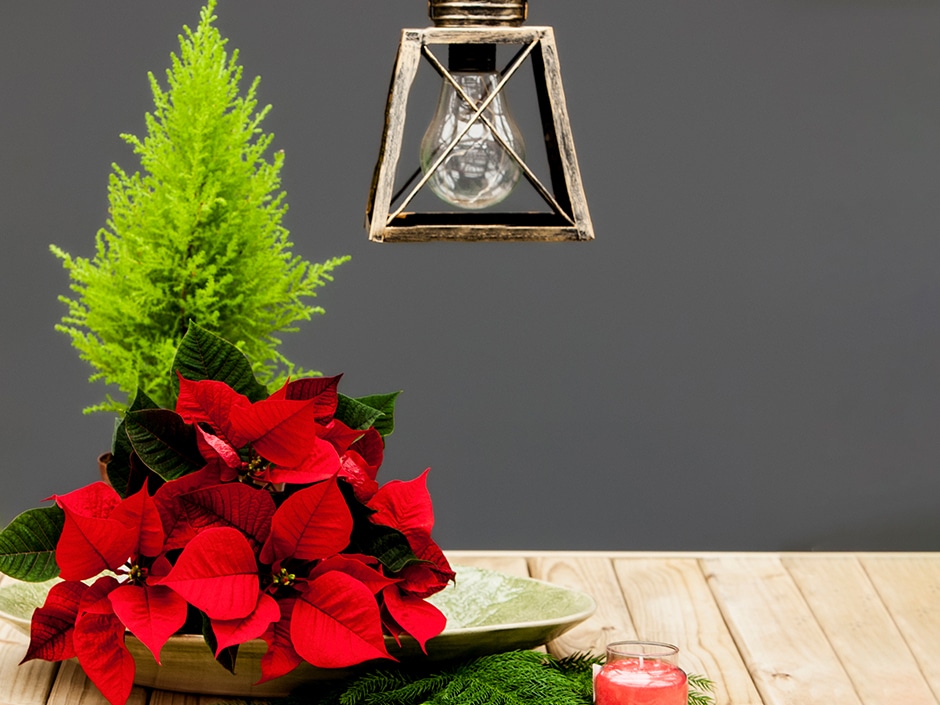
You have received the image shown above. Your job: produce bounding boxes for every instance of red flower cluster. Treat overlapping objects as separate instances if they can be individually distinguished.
[22,375,454,705]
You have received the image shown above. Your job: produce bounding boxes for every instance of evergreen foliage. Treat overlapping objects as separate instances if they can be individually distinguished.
[686,673,717,705]
[51,0,348,413]
[214,651,715,705]
[330,651,588,705]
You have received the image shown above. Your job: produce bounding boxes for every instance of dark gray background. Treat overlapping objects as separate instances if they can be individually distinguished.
[2,1,940,550]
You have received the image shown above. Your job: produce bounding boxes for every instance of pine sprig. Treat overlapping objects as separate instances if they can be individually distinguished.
[329,668,438,705]
[340,671,451,705]
[309,652,586,705]
[51,0,348,413]
[213,650,715,705]
[547,651,604,700]
[687,673,716,705]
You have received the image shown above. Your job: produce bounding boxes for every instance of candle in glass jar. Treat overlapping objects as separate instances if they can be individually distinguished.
[595,641,688,705]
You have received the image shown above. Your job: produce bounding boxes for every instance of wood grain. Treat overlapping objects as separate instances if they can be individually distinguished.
[703,555,863,705]
[147,691,220,705]
[784,555,938,705]
[861,555,940,700]
[527,555,635,657]
[366,30,422,241]
[0,622,59,705]
[376,223,584,242]
[44,662,147,705]
[446,551,531,577]
[4,552,940,704]
[613,558,763,705]
[419,27,547,45]
[531,28,593,240]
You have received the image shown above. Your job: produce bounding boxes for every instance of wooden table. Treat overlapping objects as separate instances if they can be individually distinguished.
[2,552,938,705]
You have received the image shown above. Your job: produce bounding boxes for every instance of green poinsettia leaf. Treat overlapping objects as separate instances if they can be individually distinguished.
[200,612,239,674]
[109,388,161,497]
[336,392,399,433]
[124,409,204,481]
[339,483,421,573]
[0,506,64,581]
[355,524,422,574]
[335,394,383,431]
[172,323,268,403]
[353,392,401,437]
[130,387,160,412]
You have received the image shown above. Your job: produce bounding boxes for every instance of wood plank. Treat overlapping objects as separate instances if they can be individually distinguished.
[785,555,938,705]
[445,552,531,577]
[378,224,584,242]
[527,555,635,657]
[613,558,763,705]
[45,661,147,705]
[366,29,422,241]
[148,689,220,705]
[419,27,548,46]
[0,623,60,705]
[9,552,934,704]
[704,555,862,705]
[531,28,594,240]
[861,555,940,700]
[0,576,61,705]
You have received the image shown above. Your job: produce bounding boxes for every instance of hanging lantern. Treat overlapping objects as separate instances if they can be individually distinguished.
[365,0,594,242]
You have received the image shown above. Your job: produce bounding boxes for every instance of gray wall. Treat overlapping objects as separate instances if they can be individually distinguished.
[2,1,940,551]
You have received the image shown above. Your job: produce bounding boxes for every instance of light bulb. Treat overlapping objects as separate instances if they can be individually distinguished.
[420,46,525,210]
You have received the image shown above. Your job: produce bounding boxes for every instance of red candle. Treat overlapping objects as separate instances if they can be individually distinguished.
[595,643,688,705]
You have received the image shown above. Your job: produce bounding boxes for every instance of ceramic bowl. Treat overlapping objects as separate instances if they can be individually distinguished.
[0,565,595,697]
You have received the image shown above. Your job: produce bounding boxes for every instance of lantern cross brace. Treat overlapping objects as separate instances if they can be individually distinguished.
[386,38,551,224]
[366,26,593,242]
[388,40,532,204]
[387,43,574,225]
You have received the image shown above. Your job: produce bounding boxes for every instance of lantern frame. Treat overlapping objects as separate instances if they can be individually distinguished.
[365,25,593,242]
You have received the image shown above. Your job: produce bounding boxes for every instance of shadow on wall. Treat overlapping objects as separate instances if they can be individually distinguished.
[793,510,940,551]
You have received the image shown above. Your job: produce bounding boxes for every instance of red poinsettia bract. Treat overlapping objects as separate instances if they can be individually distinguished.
[24,482,185,705]
[23,374,454,705]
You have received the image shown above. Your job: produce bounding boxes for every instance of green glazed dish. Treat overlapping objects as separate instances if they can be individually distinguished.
[0,566,595,697]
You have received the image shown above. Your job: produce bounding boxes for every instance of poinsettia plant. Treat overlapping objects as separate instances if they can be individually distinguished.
[0,324,454,705]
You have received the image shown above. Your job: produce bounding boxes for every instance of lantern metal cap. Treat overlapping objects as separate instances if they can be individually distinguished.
[429,0,528,27]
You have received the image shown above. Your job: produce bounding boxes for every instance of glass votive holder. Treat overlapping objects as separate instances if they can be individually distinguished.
[594,641,688,705]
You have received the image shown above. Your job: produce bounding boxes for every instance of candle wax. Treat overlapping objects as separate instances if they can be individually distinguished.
[595,658,688,705]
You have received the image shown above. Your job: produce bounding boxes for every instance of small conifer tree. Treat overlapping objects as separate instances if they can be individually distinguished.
[51,1,348,413]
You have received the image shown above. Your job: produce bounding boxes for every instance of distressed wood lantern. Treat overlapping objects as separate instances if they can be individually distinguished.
[365,0,593,242]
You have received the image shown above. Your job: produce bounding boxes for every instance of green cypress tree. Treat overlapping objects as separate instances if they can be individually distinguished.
[51,1,348,413]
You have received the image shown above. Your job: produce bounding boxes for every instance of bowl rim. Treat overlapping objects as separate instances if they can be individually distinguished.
[0,565,597,643]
